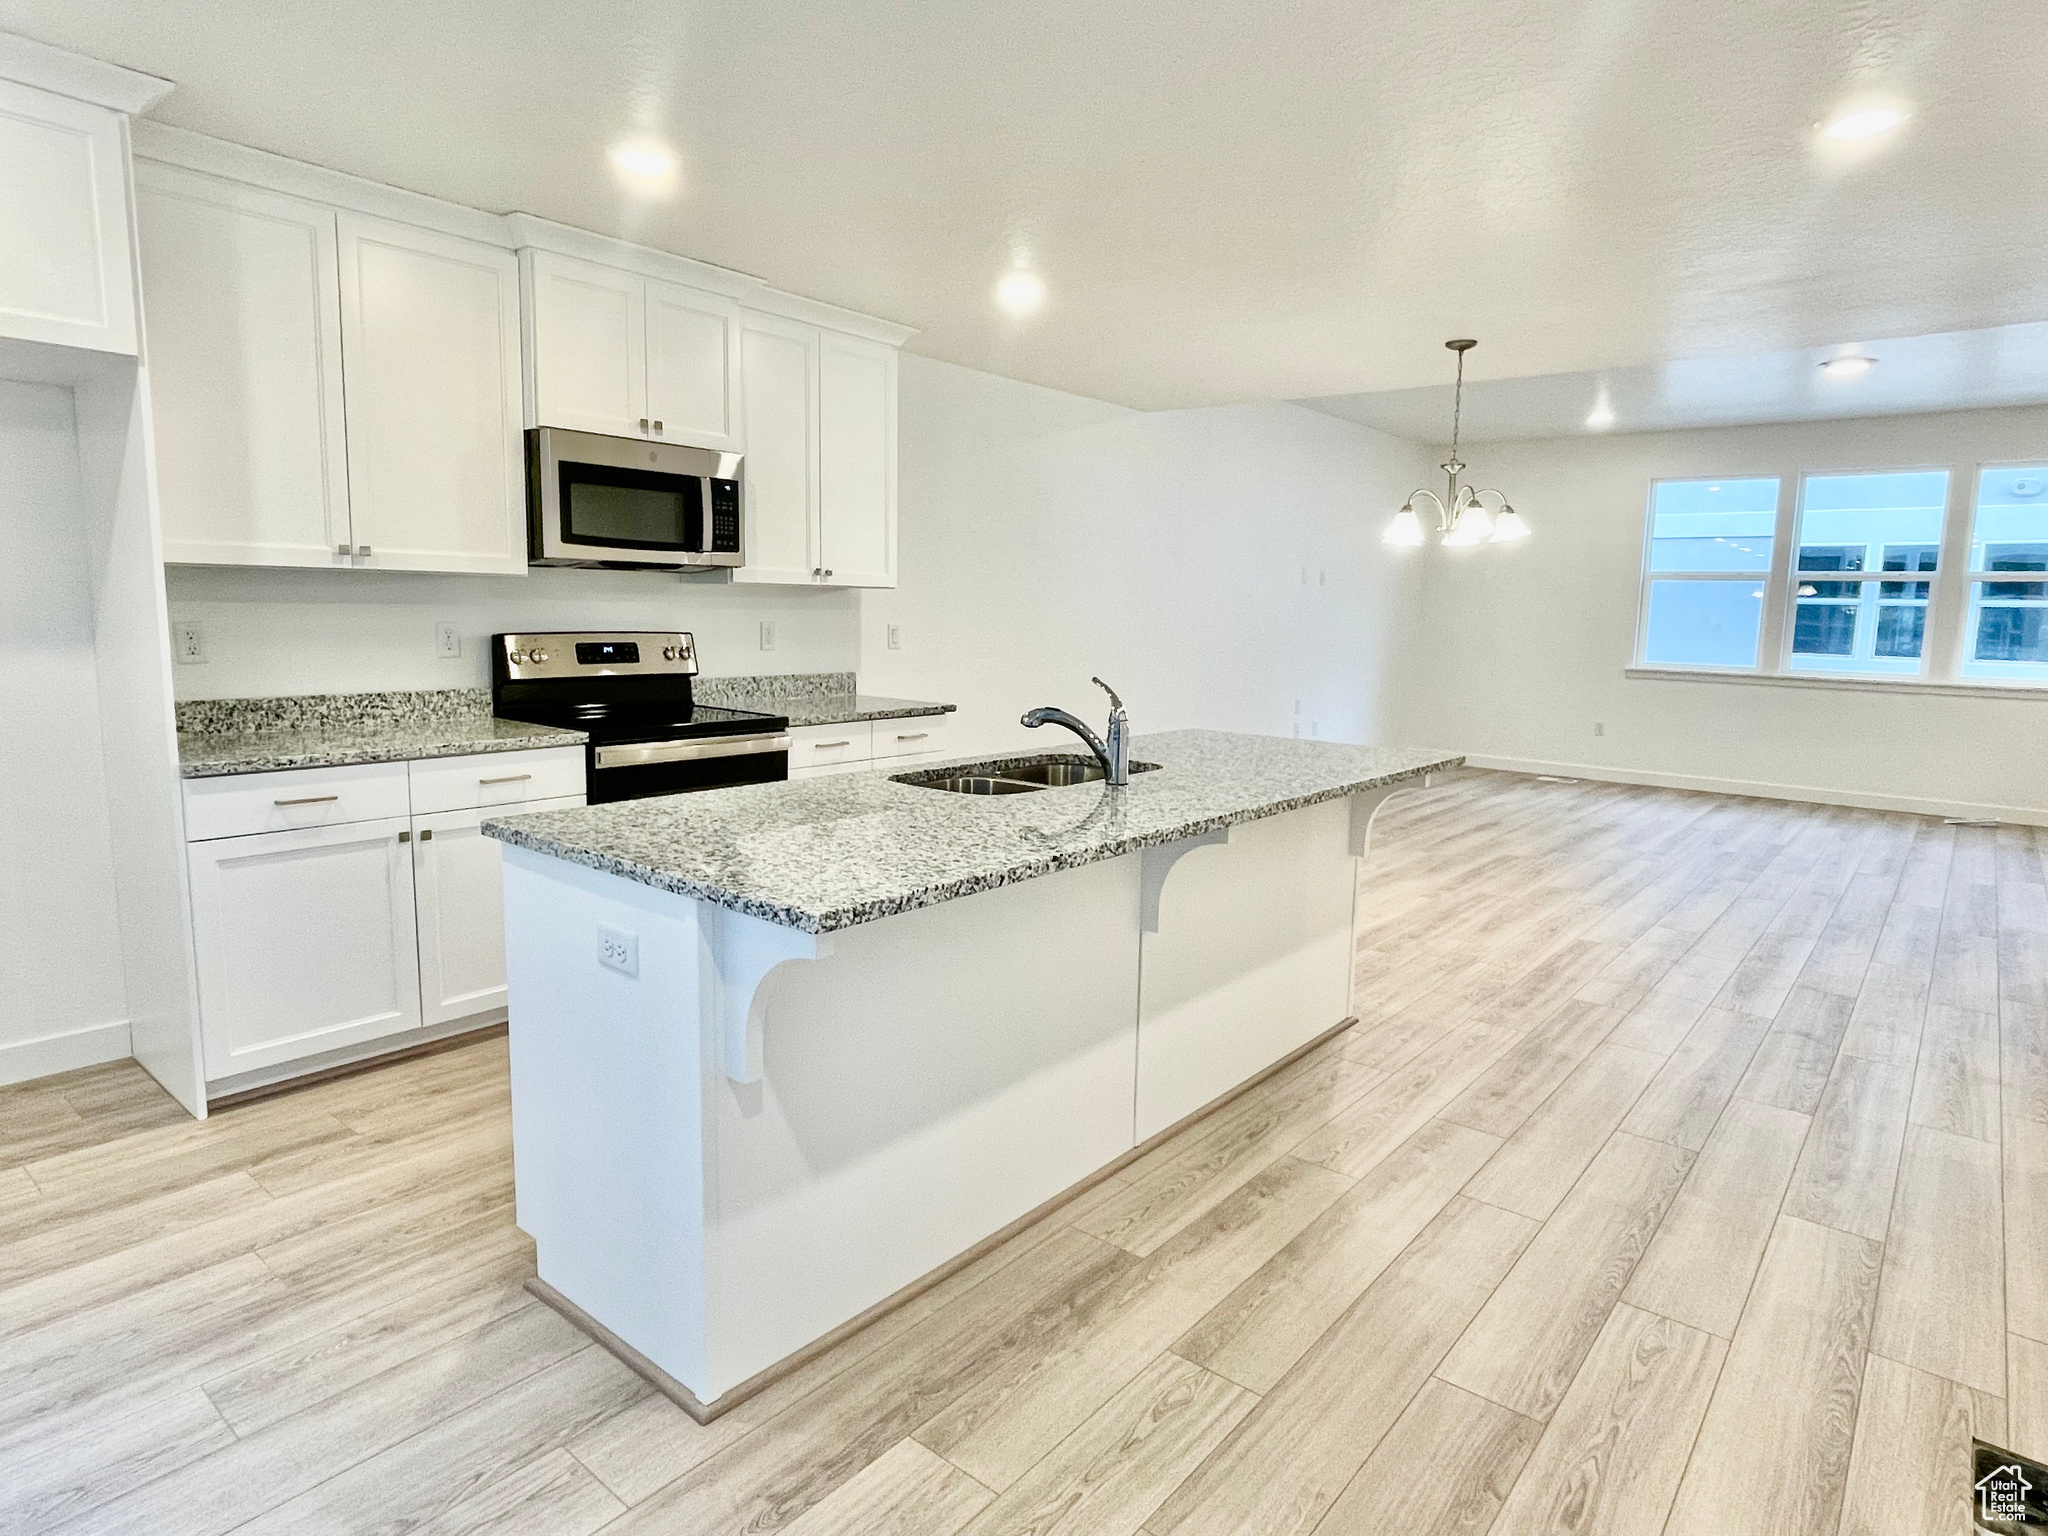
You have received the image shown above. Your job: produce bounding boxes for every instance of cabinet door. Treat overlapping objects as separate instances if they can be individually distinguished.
[645,279,738,450]
[187,817,421,1079]
[136,165,352,568]
[0,80,136,355]
[413,796,581,1027]
[817,332,897,588]
[525,249,645,436]
[732,312,819,585]
[337,214,526,574]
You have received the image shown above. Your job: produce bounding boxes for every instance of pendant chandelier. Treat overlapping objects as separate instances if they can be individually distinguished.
[1382,338,1531,547]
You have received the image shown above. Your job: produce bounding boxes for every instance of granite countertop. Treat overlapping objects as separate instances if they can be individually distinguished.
[176,690,585,778]
[485,730,1462,934]
[690,673,955,728]
[749,694,956,728]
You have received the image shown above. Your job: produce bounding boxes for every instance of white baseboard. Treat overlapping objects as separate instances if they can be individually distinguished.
[0,1019,132,1088]
[1463,754,2048,827]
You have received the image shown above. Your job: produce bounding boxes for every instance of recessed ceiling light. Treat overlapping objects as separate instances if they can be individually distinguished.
[1819,107,1906,141]
[995,269,1046,317]
[609,139,679,182]
[1819,355,1876,378]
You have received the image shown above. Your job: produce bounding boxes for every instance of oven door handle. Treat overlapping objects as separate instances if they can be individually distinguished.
[592,733,791,770]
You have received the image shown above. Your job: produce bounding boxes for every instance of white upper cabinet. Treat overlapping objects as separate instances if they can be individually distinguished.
[136,165,351,568]
[338,214,526,575]
[524,250,738,450]
[645,278,739,449]
[818,332,897,589]
[736,312,898,588]
[523,250,645,435]
[0,78,137,355]
[734,311,819,586]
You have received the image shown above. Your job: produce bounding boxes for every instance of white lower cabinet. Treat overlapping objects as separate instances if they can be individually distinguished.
[187,816,422,1078]
[413,795,581,1027]
[185,753,586,1087]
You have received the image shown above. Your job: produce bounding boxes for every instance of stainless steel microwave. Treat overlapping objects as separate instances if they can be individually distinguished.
[526,427,744,570]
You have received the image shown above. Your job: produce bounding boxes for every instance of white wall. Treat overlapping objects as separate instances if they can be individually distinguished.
[164,565,859,697]
[1391,404,2048,820]
[0,380,131,1082]
[863,354,1430,757]
[166,353,1431,768]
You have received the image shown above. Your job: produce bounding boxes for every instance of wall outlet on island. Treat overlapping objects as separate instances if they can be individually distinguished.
[597,923,638,978]
[759,620,777,652]
[434,622,461,659]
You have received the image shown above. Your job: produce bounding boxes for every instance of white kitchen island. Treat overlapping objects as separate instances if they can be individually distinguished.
[486,730,1459,1417]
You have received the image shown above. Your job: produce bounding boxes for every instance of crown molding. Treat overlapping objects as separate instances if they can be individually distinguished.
[0,30,172,115]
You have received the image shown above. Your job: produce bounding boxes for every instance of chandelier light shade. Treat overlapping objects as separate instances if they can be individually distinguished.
[1383,338,1531,548]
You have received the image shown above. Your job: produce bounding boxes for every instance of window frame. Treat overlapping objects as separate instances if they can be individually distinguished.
[1631,458,2048,694]
[1632,474,1783,675]
[1778,464,1953,682]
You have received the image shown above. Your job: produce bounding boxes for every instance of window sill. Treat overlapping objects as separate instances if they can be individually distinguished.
[1625,667,2048,701]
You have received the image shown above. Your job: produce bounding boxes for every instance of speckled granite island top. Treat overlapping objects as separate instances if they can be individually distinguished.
[485,730,1462,933]
[176,689,585,778]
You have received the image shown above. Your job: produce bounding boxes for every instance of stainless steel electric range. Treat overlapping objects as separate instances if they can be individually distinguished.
[491,631,790,804]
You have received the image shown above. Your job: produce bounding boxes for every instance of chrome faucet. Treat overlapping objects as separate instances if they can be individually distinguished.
[1021,677,1131,785]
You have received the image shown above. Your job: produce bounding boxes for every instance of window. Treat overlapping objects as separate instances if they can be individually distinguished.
[1963,465,2048,682]
[1637,478,1778,669]
[1789,470,1948,676]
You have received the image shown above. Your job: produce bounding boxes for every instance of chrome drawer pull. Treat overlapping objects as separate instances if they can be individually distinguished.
[896,732,928,741]
[814,740,852,749]
[478,773,533,785]
[274,794,340,806]
[398,830,411,842]
[419,828,433,841]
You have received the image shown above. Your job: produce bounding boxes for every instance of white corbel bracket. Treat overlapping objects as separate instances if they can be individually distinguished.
[704,906,836,1084]
[1350,772,1436,859]
[1139,826,1232,932]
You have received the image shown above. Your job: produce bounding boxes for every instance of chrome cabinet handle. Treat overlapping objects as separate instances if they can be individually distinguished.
[478,773,532,785]
[652,419,663,432]
[639,417,649,431]
[398,830,411,842]
[355,544,371,557]
[418,828,433,841]
[335,543,351,557]
[896,732,928,741]
[274,794,339,806]
[822,568,834,578]
[813,740,851,749]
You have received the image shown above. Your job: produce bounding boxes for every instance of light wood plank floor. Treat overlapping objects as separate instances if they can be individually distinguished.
[4,770,2044,1535]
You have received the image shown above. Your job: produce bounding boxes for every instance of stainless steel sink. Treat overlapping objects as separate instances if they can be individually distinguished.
[919,775,1046,796]
[997,760,1108,787]
[893,753,1162,797]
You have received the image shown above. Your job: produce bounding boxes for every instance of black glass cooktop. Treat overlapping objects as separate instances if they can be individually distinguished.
[496,700,787,745]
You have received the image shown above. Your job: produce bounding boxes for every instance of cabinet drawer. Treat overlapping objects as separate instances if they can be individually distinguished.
[407,746,586,815]
[787,721,873,770]
[872,717,949,761]
[184,761,411,842]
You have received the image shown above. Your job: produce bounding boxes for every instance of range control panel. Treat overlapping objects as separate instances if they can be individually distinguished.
[495,631,696,681]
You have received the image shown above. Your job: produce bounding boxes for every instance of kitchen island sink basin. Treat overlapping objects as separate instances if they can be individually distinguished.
[893,751,1161,795]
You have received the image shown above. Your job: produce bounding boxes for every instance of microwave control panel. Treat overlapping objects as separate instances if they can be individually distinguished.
[709,479,741,554]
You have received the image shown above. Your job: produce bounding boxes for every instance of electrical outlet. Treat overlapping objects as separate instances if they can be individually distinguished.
[759,620,777,652]
[597,923,639,978]
[434,622,461,660]
[1593,721,1607,737]
[1318,569,1327,586]
[886,623,901,651]
[173,620,206,664]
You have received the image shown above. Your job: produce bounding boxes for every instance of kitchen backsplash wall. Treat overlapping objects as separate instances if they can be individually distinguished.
[163,563,859,700]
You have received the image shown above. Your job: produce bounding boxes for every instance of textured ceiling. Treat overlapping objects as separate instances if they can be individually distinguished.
[1304,322,2048,442]
[7,0,2046,410]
